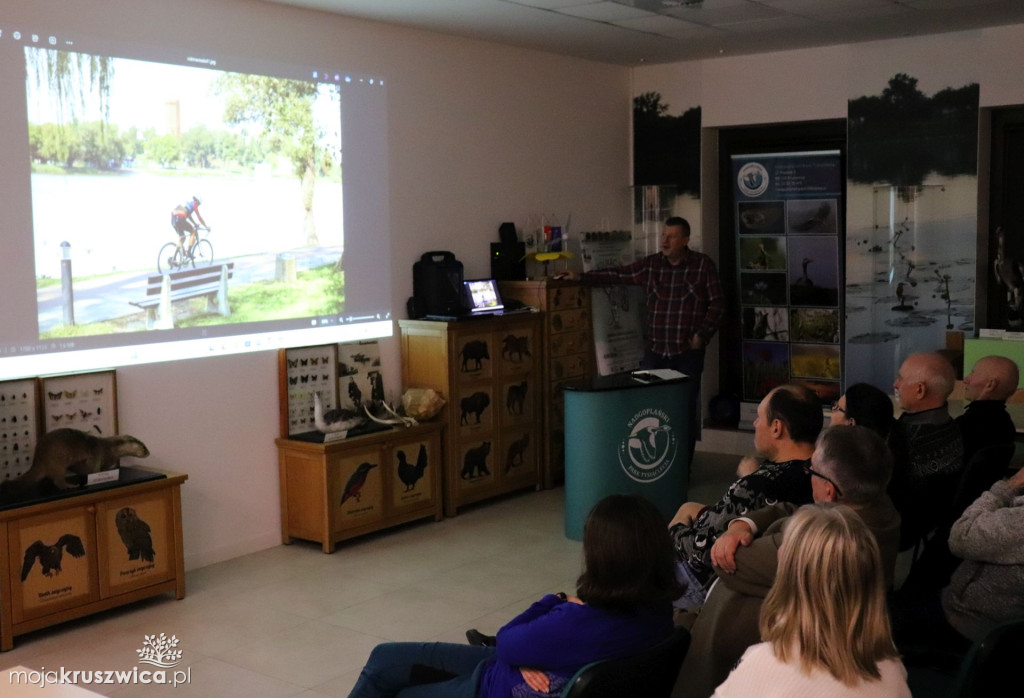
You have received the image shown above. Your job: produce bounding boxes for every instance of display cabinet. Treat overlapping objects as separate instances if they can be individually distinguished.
[399,314,543,515]
[0,468,187,651]
[276,421,444,552]
[498,280,593,487]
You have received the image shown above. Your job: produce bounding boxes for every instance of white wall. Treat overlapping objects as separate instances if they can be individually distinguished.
[2,0,632,569]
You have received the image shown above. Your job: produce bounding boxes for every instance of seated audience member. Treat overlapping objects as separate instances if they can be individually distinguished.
[956,355,1019,466]
[674,426,900,698]
[668,384,822,594]
[830,382,895,440]
[348,494,680,698]
[887,352,964,549]
[710,504,911,697]
[941,465,1024,643]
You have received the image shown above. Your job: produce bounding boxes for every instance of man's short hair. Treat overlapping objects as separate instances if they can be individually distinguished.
[665,216,690,236]
[766,384,823,445]
[815,425,892,505]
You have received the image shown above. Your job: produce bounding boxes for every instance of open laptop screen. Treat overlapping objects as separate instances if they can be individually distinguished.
[463,279,505,315]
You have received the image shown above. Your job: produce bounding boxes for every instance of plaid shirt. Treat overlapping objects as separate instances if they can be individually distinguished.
[582,249,724,356]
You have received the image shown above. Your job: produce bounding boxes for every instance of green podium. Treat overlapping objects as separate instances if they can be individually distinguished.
[563,372,692,540]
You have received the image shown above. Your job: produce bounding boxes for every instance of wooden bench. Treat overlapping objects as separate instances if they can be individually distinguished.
[131,263,234,329]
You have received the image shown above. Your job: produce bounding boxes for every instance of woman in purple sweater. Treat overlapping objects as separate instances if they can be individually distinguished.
[347,494,681,698]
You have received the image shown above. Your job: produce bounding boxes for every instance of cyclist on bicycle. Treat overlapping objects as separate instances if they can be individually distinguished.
[170,195,209,254]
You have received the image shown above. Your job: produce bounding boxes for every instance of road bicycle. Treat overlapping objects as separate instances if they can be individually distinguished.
[157,226,214,275]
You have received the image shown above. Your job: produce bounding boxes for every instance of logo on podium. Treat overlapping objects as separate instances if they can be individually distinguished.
[618,408,677,483]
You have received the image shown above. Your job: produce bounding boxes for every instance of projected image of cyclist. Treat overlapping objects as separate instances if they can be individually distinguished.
[171,195,209,252]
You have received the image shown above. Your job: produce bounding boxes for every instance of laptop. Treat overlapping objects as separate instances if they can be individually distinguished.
[462,278,506,317]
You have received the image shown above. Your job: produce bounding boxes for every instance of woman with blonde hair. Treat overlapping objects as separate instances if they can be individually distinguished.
[712,504,911,697]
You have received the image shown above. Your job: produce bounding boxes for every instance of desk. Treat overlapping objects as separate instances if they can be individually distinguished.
[563,372,692,539]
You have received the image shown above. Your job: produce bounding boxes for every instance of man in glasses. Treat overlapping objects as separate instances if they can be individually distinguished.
[888,352,963,550]
[673,425,899,698]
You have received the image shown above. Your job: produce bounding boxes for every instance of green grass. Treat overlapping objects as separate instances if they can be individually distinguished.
[40,264,345,338]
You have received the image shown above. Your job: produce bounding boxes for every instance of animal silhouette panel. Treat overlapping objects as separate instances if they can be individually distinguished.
[460,441,493,487]
[503,431,533,476]
[334,457,383,531]
[102,494,172,593]
[15,511,95,617]
[458,337,492,378]
[503,380,532,422]
[392,441,433,509]
[458,389,493,433]
[500,331,534,370]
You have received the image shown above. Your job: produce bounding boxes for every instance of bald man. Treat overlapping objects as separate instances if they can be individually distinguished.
[957,355,1019,465]
[889,352,964,550]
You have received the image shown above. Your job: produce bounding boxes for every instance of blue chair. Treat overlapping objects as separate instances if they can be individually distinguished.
[559,626,691,698]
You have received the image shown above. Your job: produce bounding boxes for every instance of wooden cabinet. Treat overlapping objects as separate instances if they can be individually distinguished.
[399,315,543,516]
[276,421,444,552]
[0,468,187,651]
[498,280,594,487]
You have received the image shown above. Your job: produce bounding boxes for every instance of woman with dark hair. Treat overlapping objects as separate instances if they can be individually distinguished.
[830,383,894,440]
[347,494,681,698]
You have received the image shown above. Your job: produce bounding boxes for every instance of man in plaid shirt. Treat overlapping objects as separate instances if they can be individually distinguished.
[579,216,724,461]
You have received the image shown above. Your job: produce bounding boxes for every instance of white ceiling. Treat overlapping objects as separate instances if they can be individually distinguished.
[262,0,1024,65]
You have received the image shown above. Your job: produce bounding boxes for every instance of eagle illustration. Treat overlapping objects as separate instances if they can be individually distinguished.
[21,534,86,581]
[115,507,155,562]
[341,462,377,505]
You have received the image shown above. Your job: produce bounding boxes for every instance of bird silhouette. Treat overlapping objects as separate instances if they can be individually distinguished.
[341,462,377,505]
[795,257,815,286]
[396,445,429,492]
[115,507,155,562]
[21,534,86,581]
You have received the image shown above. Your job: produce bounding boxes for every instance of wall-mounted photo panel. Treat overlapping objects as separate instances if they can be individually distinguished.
[737,200,786,236]
[280,344,339,437]
[791,343,842,381]
[338,339,384,410]
[791,308,841,343]
[41,370,117,437]
[740,272,788,306]
[739,236,787,271]
[742,342,790,402]
[798,380,842,405]
[742,307,789,342]
[0,378,40,481]
[787,236,840,307]
[787,198,838,235]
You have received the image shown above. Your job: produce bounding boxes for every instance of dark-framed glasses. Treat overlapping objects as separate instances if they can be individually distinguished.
[803,463,844,498]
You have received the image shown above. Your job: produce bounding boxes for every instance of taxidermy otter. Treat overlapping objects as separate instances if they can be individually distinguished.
[5,428,149,492]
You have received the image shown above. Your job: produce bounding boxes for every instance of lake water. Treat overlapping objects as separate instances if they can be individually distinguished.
[32,171,343,278]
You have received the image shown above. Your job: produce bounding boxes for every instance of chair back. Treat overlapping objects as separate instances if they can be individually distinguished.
[560,626,690,698]
[951,442,1016,524]
[955,617,1024,698]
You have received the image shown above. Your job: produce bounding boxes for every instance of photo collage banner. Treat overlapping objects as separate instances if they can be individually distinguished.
[732,151,843,406]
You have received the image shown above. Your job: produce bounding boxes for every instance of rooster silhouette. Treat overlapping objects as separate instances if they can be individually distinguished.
[396,445,429,492]
[341,462,377,505]
[21,534,86,581]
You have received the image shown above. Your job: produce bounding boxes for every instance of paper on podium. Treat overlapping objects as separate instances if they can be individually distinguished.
[632,368,687,383]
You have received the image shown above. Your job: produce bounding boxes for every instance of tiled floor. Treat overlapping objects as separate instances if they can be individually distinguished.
[0,452,738,697]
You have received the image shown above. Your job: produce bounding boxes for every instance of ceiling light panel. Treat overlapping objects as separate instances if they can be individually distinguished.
[666,2,784,26]
[614,14,724,38]
[557,1,657,21]
[503,0,591,9]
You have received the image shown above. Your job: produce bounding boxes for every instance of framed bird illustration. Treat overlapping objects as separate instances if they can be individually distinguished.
[99,493,173,596]
[12,510,97,621]
[334,455,383,530]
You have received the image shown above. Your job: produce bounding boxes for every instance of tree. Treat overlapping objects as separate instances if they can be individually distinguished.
[217,74,323,246]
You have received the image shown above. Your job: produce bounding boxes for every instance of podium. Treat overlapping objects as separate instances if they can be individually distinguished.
[563,372,692,539]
